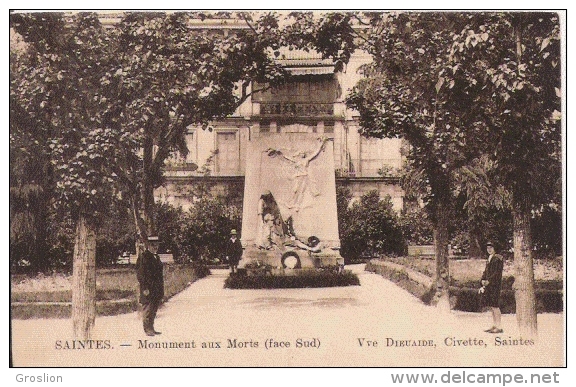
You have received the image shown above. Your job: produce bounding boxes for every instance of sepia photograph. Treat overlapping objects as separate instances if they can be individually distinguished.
[9,9,565,371]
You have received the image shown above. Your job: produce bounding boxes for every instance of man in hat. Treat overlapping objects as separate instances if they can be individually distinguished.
[136,235,164,336]
[478,241,504,333]
[225,229,243,274]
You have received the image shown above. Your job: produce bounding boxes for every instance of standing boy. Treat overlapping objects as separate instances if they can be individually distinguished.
[226,229,243,274]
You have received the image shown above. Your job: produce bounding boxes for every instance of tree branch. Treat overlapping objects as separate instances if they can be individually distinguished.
[240,13,259,36]
[351,13,370,26]
[235,82,274,107]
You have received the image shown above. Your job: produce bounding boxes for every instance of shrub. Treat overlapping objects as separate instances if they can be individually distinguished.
[176,196,241,263]
[163,263,210,299]
[154,202,185,262]
[242,261,275,276]
[224,269,360,289]
[531,205,562,258]
[338,190,405,260]
[366,259,563,313]
[95,206,136,266]
[365,260,430,301]
[398,203,434,246]
[449,287,563,314]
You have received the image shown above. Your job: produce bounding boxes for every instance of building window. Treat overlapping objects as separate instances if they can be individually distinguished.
[185,131,196,163]
[167,130,196,168]
[216,131,239,175]
[260,121,270,133]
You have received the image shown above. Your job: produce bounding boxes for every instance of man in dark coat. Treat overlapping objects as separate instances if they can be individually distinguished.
[136,235,164,336]
[478,241,504,333]
[225,229,243,274]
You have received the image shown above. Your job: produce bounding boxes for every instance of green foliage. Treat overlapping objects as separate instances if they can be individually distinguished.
[337,189,405,260]
[398,203,434,245]
[154,202,185,261]
[448,287,563,314]
[443,13,561,209]
[531,205,562,258]
[11,13,125,226]
[10,11,334,250]
[95,206,137,266]
[336,185,352,217]
[176,196,242,263]
[9,11,366,271]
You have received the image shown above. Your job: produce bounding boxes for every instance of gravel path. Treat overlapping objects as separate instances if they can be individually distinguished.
[11,265,564,367]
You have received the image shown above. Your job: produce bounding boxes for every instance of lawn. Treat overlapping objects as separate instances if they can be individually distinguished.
[379,256,563,285]
[12,268,138,302]
[11,264,210,318]
[370,256,564,313]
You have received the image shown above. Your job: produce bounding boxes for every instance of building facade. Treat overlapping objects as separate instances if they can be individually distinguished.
[154,22,404,212]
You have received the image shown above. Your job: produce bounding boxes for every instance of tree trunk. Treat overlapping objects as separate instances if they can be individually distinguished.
[71,214,97,339]
[143,179,156,236]
[511,14,537,338]
[131,197,147,258]
[512,200,538,337]
[142,135,156,237]
[431,201,451,310]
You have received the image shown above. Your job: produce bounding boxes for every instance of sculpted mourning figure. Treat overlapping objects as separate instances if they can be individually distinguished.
[256,190,284,249]
[266,136,329,212]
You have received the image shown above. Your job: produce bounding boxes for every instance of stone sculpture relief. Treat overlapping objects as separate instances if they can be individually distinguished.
[256,190,284,249]
[264,136,329,214]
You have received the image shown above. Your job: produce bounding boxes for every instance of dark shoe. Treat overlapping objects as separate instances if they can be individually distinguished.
[484,327,496,332]
[153,330,162,335]
[145,331,155,336]
[488,328,504,334]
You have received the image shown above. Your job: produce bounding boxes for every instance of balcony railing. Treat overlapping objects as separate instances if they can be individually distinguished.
[165,158,402,178]
[260,102,333,117]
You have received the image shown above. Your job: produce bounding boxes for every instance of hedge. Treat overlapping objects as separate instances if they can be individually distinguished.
[366,260,563,313]
[224,269,360,289]
[11,263,209,319]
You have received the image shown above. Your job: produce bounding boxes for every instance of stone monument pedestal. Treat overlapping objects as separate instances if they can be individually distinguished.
[240,133,344,270]
[239,244,343,270]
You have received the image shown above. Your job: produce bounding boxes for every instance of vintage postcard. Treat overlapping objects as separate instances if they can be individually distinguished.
[9,10,565,371]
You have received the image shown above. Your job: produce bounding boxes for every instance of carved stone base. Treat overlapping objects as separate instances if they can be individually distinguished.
[239,244,343,269]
